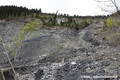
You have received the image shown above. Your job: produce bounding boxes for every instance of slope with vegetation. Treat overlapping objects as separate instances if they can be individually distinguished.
[0,5,120,80]
[0,5,109,28]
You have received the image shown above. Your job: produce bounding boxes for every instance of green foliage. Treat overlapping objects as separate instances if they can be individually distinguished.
[100,17,120,47]
[75,22,79,27]
[107,17,116,27]
[57,43,64,49]
[6,20,40,60]
[39,16,46,25]
[80,19,90,28]
[9,27,25,59]
[24,20,40,31]
[11,49,17,58]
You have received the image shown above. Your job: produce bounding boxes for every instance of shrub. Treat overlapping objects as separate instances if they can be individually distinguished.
[24,20,40,31]
[107,17,116,27]
[80,20,90,28]
[101,17,120,47]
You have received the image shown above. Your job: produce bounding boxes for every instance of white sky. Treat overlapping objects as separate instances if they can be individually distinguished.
[0,0,110,16]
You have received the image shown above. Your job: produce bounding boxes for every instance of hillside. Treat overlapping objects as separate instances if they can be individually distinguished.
[0,6,120,80]
[0,16,120,80]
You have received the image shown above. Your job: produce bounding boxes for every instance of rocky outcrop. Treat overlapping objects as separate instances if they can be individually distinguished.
[0,21,120,80]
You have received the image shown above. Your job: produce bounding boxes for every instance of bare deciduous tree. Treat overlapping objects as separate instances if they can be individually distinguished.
[95,0,120,15]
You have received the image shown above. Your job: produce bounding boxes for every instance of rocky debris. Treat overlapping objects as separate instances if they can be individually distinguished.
[0,22,120,80]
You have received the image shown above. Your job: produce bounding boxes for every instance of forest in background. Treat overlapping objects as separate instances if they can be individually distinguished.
[0,5,110,20]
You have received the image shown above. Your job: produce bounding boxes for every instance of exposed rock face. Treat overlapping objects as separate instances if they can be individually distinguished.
[0,21,120,80]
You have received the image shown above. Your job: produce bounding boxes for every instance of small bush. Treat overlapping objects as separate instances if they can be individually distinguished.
[24,20,40,31]
[80,19,91,28]
[102,17,120,47]
[107,17,116,27]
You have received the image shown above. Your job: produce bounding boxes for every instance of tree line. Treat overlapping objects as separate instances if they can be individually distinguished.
[0,5,41,19]
[0,5,112,20]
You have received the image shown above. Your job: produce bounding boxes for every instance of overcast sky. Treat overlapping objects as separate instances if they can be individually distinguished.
[0,0,109,16]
